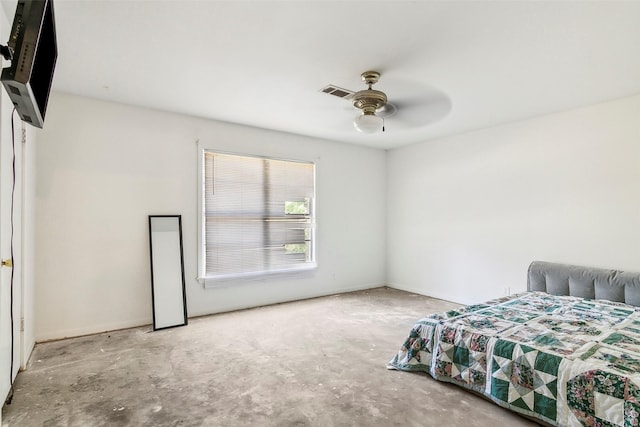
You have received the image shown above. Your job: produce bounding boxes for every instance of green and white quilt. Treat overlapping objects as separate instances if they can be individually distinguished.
[388,292,640,426]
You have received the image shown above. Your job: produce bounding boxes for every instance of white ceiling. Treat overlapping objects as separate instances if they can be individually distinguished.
[4,0,640,149]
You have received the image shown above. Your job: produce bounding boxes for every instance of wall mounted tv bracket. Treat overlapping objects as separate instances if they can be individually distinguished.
[0,44,12,61]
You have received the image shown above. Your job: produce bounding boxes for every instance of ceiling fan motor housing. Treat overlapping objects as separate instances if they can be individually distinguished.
[352,89,387,114]
[352,71,387,114]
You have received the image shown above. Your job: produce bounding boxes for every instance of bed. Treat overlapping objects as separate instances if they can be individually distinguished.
[387,261,640,427]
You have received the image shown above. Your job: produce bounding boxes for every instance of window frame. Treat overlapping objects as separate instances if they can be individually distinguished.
[197,144,317,288]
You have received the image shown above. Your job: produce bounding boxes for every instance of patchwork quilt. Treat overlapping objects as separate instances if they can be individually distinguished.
[387,292,640,426]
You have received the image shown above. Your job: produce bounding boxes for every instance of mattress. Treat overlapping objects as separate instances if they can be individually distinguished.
[388,291,640,426]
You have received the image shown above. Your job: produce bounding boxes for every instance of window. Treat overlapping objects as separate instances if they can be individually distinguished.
[200,151,316,283]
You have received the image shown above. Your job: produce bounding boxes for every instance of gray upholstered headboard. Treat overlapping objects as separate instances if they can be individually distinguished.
[527,261,640,306]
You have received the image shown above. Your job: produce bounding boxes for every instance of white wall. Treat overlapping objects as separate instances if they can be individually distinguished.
[387,95,640,305]
[35,92,387,341]
[34,90,640,340]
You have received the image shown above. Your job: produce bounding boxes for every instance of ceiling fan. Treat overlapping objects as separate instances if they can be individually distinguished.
[320,70,452,134]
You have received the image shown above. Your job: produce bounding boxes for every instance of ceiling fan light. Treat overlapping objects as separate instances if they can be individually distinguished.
[354,112,383,133]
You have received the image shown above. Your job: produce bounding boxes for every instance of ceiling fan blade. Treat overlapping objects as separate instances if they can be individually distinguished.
[390,93,452,126]
[376,102,397,118]
[379,79,451,126]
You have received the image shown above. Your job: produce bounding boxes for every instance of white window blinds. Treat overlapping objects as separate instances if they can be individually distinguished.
[203,151,316,280]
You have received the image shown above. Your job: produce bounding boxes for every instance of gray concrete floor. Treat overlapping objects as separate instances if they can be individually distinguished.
[2,287,538,426]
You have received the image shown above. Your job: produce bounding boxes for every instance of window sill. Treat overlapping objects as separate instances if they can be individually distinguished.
[199,263,318,289]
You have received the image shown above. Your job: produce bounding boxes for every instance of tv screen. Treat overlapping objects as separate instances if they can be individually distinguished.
[1,0,58,129]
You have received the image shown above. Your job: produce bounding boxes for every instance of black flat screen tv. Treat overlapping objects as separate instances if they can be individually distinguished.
[1,0,57,129]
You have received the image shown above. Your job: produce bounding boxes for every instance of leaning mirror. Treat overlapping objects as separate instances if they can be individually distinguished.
[148,215,188,330]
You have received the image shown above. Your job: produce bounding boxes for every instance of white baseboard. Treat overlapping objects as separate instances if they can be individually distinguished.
[35,317,152,343]
[386,282,464,305]
[36,283,387,342]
